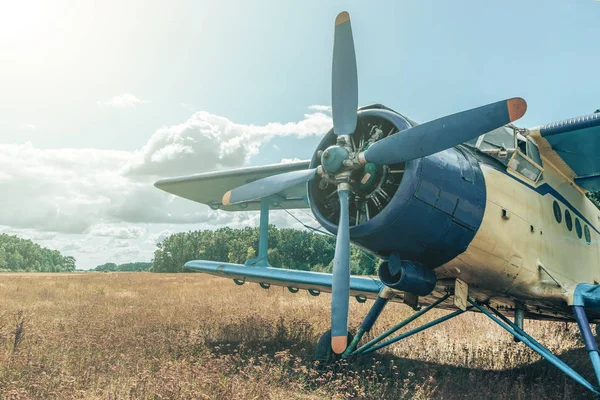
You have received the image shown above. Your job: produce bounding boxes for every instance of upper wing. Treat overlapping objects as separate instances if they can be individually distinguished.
[154,160,311,211]
[529,112,600,191]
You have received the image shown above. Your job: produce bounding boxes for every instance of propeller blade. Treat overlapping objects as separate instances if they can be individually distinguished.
[362,97,527,165]
[222,168,318,206]
[331,188,351,354]
[332,11,358,136]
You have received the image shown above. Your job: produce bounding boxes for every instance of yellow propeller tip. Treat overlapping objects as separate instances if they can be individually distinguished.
[222,191,232,206]
[331,335,347,354]
[335,11,350,25]
[507,97,527,122]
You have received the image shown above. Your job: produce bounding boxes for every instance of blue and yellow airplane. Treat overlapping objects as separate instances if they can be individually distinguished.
[155,12,600,395]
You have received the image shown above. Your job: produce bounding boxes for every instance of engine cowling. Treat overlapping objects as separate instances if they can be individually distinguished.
[308,104,487,268]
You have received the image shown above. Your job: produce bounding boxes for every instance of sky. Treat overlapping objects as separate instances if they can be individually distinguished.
[0,0,599,269]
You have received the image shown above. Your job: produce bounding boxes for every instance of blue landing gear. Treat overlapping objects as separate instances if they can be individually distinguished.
[341,292,467,358]
[339,284,600,397]
[468,300,600,396]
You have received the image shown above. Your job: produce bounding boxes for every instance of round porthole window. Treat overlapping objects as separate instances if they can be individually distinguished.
[585,225,591,244]
[565,210,573,231]
[575,218,582,239]
[552,201,562,223]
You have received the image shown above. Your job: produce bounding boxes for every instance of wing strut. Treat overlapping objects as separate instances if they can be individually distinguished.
[245,198,272,267]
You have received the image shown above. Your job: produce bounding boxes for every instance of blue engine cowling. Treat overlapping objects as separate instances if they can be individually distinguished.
[308,105,487,268]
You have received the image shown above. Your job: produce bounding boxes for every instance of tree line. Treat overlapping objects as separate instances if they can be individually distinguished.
[0,234,76,272]
[95,262,153,272]
[150,226,381,275]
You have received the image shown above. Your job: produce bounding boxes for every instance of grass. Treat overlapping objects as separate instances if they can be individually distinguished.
[0,272,596,399]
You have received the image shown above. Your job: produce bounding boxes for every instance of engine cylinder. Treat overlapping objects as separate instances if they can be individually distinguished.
[378,254,436,296]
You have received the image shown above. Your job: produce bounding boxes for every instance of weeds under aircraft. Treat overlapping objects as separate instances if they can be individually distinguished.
[155,11,600,395]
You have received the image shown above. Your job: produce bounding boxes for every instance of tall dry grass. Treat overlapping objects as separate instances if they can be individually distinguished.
[0,272,596,399]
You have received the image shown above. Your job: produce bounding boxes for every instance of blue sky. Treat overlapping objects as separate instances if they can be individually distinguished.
[2,1,599,152]
[0,0,599,268]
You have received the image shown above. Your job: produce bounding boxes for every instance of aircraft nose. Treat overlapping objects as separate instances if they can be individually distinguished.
[346,147,487,267]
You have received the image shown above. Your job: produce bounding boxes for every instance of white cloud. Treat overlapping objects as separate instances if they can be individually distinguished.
[98,93,148,109]
[0,107,331,269]
[0,107,331,234]
[124,109,331,177]
[308,105,332,113]
[280,157,303,164]
[87,224,146,239]
[145,229,172,245]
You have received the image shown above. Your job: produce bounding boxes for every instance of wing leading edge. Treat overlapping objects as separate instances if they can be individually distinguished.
[185,260,383,298]
[154,160,311,211]
[184,260,455,310]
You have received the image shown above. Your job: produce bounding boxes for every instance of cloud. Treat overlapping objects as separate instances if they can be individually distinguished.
[87,224,146,239]
[0,107,331,236]
[98,93,148,109]
[124,109,331,177]
[308,105,332,113]
[145,229,172,245]
[280,157,303,164]
[108,238,131,248]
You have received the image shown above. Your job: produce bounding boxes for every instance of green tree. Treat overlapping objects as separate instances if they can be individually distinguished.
[150,227,380,274]
[0,234,77,272]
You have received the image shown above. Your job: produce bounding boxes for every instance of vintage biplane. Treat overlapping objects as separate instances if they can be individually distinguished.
[155,12,600,395]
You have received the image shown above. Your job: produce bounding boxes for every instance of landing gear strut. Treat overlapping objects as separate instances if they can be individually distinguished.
[314,282,600,397]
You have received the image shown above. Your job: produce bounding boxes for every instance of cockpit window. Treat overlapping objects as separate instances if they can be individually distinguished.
[526,140,542,165]
[478,126,515,151]
[464,125,544,183]
[508,152,543,182]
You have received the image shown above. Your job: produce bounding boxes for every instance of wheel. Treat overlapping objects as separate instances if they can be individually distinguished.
[314,329,354,368]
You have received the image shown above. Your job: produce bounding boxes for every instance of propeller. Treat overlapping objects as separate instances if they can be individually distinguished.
[218,10,528,356]
[332,11,358,136]
[359,98,527,166]
[331,187,351,354]
[222,168,320,206]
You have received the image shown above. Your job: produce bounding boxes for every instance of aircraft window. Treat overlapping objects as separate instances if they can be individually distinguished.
[576,218,583,239]
[479,126,515,151]
[585,225,591,244]
[553,201,562,223]
[517,137,527,153]
[508,152,543,182]
[565,210,573,231]
[526,140,542,166]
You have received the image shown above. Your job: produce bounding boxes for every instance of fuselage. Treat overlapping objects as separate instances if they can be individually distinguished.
[438,138,600,320]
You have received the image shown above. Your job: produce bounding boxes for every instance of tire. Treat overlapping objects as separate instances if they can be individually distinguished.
[314,329,354,369]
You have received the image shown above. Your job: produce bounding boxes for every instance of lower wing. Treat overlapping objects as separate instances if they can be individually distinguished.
[184,260,452,307]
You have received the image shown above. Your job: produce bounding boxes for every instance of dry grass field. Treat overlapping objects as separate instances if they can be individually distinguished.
[0,272,596,399]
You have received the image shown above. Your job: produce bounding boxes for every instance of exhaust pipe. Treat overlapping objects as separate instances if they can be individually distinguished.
[378,253,436,296]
